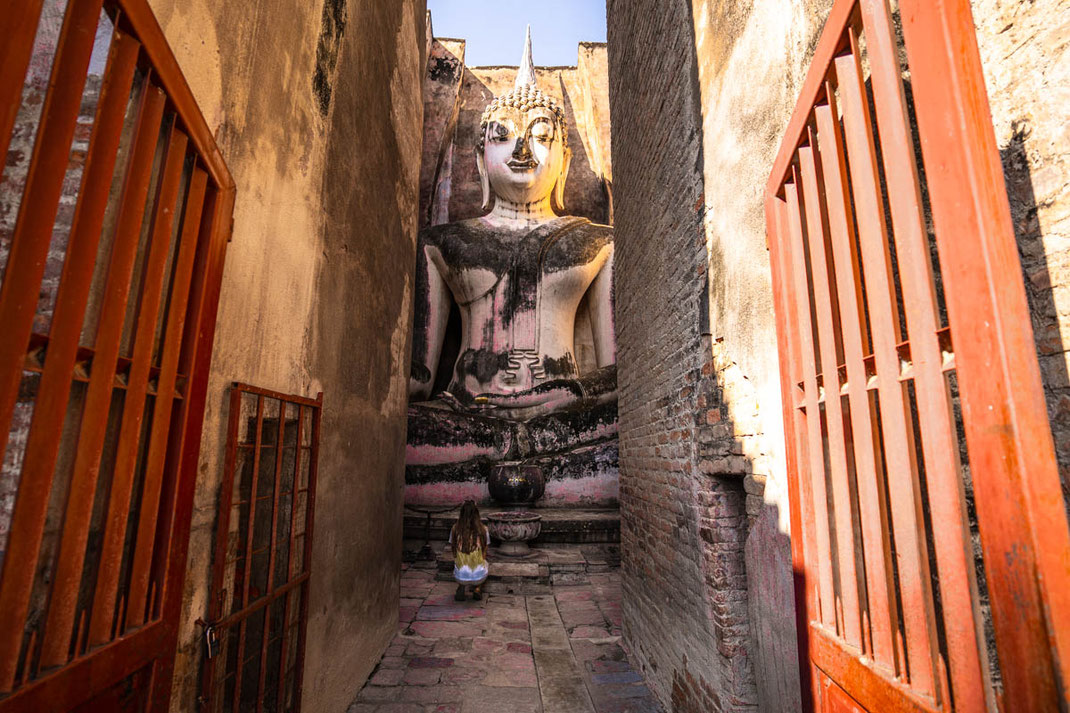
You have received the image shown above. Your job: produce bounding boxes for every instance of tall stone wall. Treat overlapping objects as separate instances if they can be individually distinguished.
[145,0,425,710]
[608,0,759,709]
[687,1,835,710]
[609,0,1069,711]
[608,0,832,708]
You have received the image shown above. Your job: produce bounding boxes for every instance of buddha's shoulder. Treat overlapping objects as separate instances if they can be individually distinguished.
[418,218,490,248]
[569,219,613,246]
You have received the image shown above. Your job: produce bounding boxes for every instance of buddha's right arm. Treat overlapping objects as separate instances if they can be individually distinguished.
[409,244,451,401]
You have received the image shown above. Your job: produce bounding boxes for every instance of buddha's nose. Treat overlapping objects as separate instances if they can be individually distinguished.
[512,136,534,161]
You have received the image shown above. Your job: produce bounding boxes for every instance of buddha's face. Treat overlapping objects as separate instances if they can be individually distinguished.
[482,107,565,205]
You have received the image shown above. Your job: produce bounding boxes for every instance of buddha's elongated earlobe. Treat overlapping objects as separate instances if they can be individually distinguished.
[552,148,572,213]
[477,149,491,212]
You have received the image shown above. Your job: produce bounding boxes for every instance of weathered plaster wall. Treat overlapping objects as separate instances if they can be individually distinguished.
[146,0,425,710]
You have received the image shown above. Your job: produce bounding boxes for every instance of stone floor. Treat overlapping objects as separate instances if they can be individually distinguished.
[348,550,663,713]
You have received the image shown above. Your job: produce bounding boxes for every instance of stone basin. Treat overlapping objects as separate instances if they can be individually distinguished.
[486,511,543,557]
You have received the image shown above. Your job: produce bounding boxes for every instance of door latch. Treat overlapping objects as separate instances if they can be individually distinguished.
[196,618,220,659]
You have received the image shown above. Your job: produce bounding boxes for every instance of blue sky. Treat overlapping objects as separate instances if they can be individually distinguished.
[427,0,607,67]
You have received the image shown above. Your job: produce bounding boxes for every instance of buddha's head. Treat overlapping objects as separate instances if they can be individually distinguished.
[477,27,571,212]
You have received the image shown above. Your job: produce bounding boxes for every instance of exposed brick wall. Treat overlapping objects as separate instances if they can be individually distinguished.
[607,0,758,708]
[970,0,1070,510]
[609,0,844,707]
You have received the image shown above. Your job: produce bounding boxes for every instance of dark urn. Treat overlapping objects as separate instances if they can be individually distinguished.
[487,462,545,506]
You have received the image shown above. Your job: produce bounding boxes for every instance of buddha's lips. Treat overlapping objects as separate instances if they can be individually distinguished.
[507,159,537,170]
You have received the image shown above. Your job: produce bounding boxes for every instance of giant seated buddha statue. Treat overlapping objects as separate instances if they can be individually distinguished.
[405,31,617,508]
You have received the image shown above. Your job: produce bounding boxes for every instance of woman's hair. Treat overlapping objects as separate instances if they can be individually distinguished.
[453,499,487,554]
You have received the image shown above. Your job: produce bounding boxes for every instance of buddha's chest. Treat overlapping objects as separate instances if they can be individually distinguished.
[429,224,610,311]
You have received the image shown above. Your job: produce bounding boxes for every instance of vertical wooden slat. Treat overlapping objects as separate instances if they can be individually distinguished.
[0,1,132,686]
[277,404,304,709]
[148,184,234,713]
[897,0,1070,708]
[798,138,864,648]
[139,167,207,623]
[34,28,141,670]
[766,194,815,711]
[255,407,287,710]
[858,3,990,707]
[776,197,822,633]
[814,91,898,670]
[72,86,167,646]
[785,176,837,632]
[0,0,46,169]
[232,395,266,713]
[835,39,939,696]
[145,182,223,617]
[119,133,200,631]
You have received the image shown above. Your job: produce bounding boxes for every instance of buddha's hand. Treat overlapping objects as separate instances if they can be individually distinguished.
[472,379,585,421]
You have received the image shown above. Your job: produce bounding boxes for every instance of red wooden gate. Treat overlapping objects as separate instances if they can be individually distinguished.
[0,0,233,710]
[765,0,1070,711]
[199,384,322,713]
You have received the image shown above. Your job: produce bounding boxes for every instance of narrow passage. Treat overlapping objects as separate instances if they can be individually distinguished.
[349,548,662,713]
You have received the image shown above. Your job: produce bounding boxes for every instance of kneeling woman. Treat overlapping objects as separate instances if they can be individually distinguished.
[450,500,490,601]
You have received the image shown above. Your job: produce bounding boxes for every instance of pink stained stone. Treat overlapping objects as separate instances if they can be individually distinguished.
[409,620,485,639]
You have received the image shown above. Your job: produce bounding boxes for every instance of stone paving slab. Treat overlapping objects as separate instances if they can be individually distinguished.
[350,556,663,713]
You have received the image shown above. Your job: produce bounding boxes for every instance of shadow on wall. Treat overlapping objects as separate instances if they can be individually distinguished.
[673,339,805,713]
[1001,122,1070,518]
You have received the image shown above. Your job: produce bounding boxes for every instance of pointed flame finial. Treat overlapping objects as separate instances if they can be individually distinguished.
[515,24,537,90]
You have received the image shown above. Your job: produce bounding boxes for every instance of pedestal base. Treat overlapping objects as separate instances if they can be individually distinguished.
[498,540,536,558]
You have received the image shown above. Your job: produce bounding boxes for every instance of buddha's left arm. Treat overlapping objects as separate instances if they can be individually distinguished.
[587,245,616,368]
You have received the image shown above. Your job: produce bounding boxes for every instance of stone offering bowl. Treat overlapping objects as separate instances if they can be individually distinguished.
[488,463,545,506]
[485,511,543,557]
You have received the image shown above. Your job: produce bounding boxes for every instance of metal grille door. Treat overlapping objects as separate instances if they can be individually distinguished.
[764,0,1070,711]
[0,1,233,710]
[200,384,322,713]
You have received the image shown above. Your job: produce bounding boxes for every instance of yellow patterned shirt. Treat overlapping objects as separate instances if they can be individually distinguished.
[449,526,490,583]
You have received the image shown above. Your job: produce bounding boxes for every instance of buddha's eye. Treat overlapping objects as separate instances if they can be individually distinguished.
[489,123,512,142]
[530,120,554,143]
